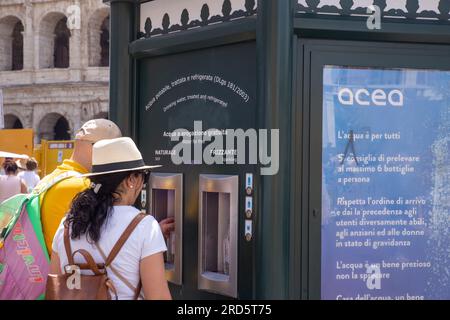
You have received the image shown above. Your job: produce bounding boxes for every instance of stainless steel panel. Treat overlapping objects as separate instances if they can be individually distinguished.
[149,173,183,286]
[198,174,238,298]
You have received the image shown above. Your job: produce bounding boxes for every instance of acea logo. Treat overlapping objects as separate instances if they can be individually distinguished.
[338,88,404,107]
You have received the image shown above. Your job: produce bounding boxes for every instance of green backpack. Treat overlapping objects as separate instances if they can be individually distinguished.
[0,171,80,300]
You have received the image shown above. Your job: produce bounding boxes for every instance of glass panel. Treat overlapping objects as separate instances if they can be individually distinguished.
[321,66,450,300]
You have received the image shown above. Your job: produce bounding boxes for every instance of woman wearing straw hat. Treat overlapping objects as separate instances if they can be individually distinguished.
[49,137,171,300]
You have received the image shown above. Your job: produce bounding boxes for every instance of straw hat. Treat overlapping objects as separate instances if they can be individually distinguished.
[83,137,160,177]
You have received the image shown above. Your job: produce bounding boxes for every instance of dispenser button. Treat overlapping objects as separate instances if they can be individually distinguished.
[245,196,253,219]
[245,173,253,195]
[245,220,252,241]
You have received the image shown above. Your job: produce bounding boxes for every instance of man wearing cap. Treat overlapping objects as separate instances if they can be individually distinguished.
[39,119,122,253]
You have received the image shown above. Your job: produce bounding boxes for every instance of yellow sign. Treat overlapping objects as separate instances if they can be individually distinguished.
[38,139,74,177]
[0,129,34,156]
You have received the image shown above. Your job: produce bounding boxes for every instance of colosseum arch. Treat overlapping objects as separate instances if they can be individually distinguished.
[39,12,71,69]
[0,15,24,71]
[80,100,109,122]
[93,111,109,120]
[38,113,71,142]
[4,114,24,129]
[88,8,110,67]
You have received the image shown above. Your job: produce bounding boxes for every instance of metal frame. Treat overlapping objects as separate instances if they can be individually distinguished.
[255,0,295,300]
[295,39,450,300]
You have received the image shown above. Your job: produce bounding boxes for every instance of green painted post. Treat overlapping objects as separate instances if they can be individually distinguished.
[256,0,295,299]
[105,0,136,137]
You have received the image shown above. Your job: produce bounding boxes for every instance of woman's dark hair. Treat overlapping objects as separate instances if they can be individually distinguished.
[66,170,145,243]
[3,160,18,175]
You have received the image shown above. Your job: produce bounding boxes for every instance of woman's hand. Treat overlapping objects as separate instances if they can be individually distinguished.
[159,217,175,239]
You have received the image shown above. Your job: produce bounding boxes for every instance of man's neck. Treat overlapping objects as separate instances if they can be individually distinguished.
[70,140,92,172]
[70,154,90,172]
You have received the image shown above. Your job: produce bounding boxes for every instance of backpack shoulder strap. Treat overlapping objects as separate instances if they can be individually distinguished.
[31,170,82,198]
[105,212,147,266]
[96,244,144,300]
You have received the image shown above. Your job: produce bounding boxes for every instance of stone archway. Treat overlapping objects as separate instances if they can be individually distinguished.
[88,8,110,67]
[38,113,71,142]
[39,12,70,69]
[54,17,70,68]
[100,17,110,67]
[54,116,70,140]
[93,111,109,120]
[0,15,24,71]
[4,114,23,129]
[12,20,24,70]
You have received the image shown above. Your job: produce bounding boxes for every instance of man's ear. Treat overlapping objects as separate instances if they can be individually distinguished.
[128,173,139,187]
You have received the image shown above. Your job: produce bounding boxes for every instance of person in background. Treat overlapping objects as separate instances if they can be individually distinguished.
[18,157,41,193]
[50,137,171,300]
[0,160,27,203]
[0,157,13,176]
[15,158,27,172]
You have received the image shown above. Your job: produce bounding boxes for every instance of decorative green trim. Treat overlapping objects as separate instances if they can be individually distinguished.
[294,16,450,44]
[130,16,256,59]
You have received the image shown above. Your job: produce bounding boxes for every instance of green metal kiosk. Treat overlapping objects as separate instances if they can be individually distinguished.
[106,0,450,300]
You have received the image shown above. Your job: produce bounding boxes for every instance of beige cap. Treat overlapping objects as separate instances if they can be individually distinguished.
[75,119,122,143]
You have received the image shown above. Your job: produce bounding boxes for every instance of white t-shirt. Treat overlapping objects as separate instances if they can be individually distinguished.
[18,171,41,192]
[52,206,167,300]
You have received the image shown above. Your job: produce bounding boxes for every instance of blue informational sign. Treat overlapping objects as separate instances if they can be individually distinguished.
[321,66,450,300]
